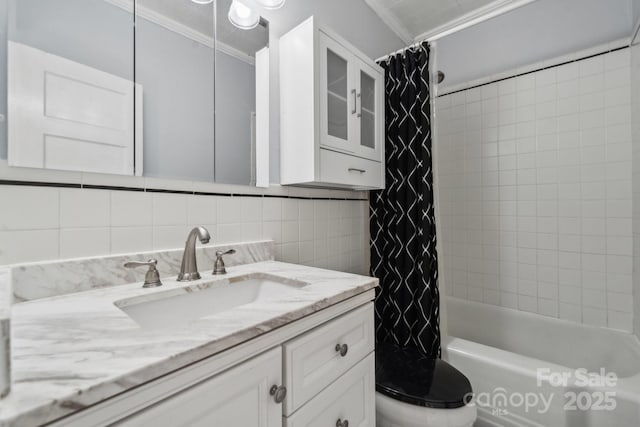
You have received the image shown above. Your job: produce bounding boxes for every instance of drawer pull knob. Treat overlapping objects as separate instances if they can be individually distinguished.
[336,419,349,427]
[348,168,366,174]
[335,343,348,357]
[269,385,287,404]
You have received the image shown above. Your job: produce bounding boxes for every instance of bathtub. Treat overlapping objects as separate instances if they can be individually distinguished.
[442,297,640,427]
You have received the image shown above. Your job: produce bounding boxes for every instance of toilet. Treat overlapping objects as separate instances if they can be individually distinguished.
[375,342,477,427]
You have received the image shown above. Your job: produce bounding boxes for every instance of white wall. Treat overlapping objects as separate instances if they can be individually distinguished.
[631,0,640,339]
[0,1,7,160]
[436,48,634,332]
[0,186,370,276]
[437,0,633,88]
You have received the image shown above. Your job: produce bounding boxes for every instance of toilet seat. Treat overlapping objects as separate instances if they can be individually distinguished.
[375,342,476,427]
[376,342,473,408]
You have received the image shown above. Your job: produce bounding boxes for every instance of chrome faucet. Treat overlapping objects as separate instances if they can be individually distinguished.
[177,226,211,281]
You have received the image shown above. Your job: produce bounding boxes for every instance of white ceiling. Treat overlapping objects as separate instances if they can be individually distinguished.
[365,0,504,43]
[437,0,634,87]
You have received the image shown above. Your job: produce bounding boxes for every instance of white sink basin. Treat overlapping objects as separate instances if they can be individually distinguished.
[115,274,307,329]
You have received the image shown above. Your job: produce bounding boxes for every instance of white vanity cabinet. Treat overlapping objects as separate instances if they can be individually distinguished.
[51,297,376,427]
[280,17,385,190]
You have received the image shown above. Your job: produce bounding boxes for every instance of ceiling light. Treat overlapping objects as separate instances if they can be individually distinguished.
[191,0,214,4]
[255,0,286,10]
[228,0,260,30]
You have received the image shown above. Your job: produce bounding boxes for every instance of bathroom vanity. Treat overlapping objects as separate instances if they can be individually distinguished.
[0,257,377,427]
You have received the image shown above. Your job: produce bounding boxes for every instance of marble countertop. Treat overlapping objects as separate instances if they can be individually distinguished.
[0,261,377,426]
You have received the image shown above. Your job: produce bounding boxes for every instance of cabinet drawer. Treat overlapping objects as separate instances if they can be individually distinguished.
[285,353,375,427]
[283,303,374,414]
[319,148,383,189]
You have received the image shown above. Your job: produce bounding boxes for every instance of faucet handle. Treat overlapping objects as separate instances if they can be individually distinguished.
[124,259,163,288]
[213,249,236,275]
[215,249,236,257]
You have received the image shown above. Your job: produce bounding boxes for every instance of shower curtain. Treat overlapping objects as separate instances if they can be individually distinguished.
[370,41,440,358]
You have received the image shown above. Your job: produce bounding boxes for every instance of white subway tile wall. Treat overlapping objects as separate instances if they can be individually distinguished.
[0,188,370,276]
[436,49,633,332]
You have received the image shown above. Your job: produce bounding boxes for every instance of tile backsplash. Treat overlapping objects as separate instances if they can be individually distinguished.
[0,186,370,278]
[435,45,633,331]
[10,241,273,301]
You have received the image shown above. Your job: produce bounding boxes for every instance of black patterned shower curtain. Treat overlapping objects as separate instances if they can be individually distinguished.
[370,42,440,358]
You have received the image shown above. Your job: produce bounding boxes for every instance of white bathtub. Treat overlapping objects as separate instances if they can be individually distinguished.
[442,297,640,427]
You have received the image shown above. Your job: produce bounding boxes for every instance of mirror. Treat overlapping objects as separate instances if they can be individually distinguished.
[5,0,136,175]
[215,0,269,186]
[3,0,269,186]
[134,0,215,182]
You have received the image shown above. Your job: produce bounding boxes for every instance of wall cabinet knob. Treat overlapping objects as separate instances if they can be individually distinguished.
[335,343,348,357]
[336,419,349,427]
[269,385,287,404]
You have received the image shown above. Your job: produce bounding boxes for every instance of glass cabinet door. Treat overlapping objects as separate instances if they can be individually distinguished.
[327,49,349,141]
[354,61,383,160]
[319,33,355,153]
[359,70,376,149]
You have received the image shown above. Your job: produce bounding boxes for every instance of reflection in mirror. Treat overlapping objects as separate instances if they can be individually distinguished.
[5,0,137,175]
[135,0,216,182]
[215,0,269,186]
[4,0,270,187]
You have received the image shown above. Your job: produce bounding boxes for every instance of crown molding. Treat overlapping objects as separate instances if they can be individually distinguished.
[103,0,255,65]
[364,0,414,45]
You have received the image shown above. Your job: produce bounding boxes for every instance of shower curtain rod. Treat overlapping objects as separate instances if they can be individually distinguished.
[375,0,538,63]
[375,39,428,63]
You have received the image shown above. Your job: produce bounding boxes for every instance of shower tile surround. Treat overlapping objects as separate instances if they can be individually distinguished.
[436,41,634,332]
[0,182,371,292]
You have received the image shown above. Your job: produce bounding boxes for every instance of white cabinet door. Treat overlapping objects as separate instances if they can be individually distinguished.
[8,42,142,176]
[318,33,383,163]
[318,32,357,154]
[353,59,384,162]
[118,347,283,427]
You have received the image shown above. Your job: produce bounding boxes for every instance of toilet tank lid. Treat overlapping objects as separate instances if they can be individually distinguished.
[375,342,473,409]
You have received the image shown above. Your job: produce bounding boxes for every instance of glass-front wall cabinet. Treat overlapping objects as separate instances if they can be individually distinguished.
[319,32,382,162]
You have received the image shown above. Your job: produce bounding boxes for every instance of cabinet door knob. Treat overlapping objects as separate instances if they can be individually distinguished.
[269,385,287,404]
[335,343,348,357]
[336,419,349,427]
